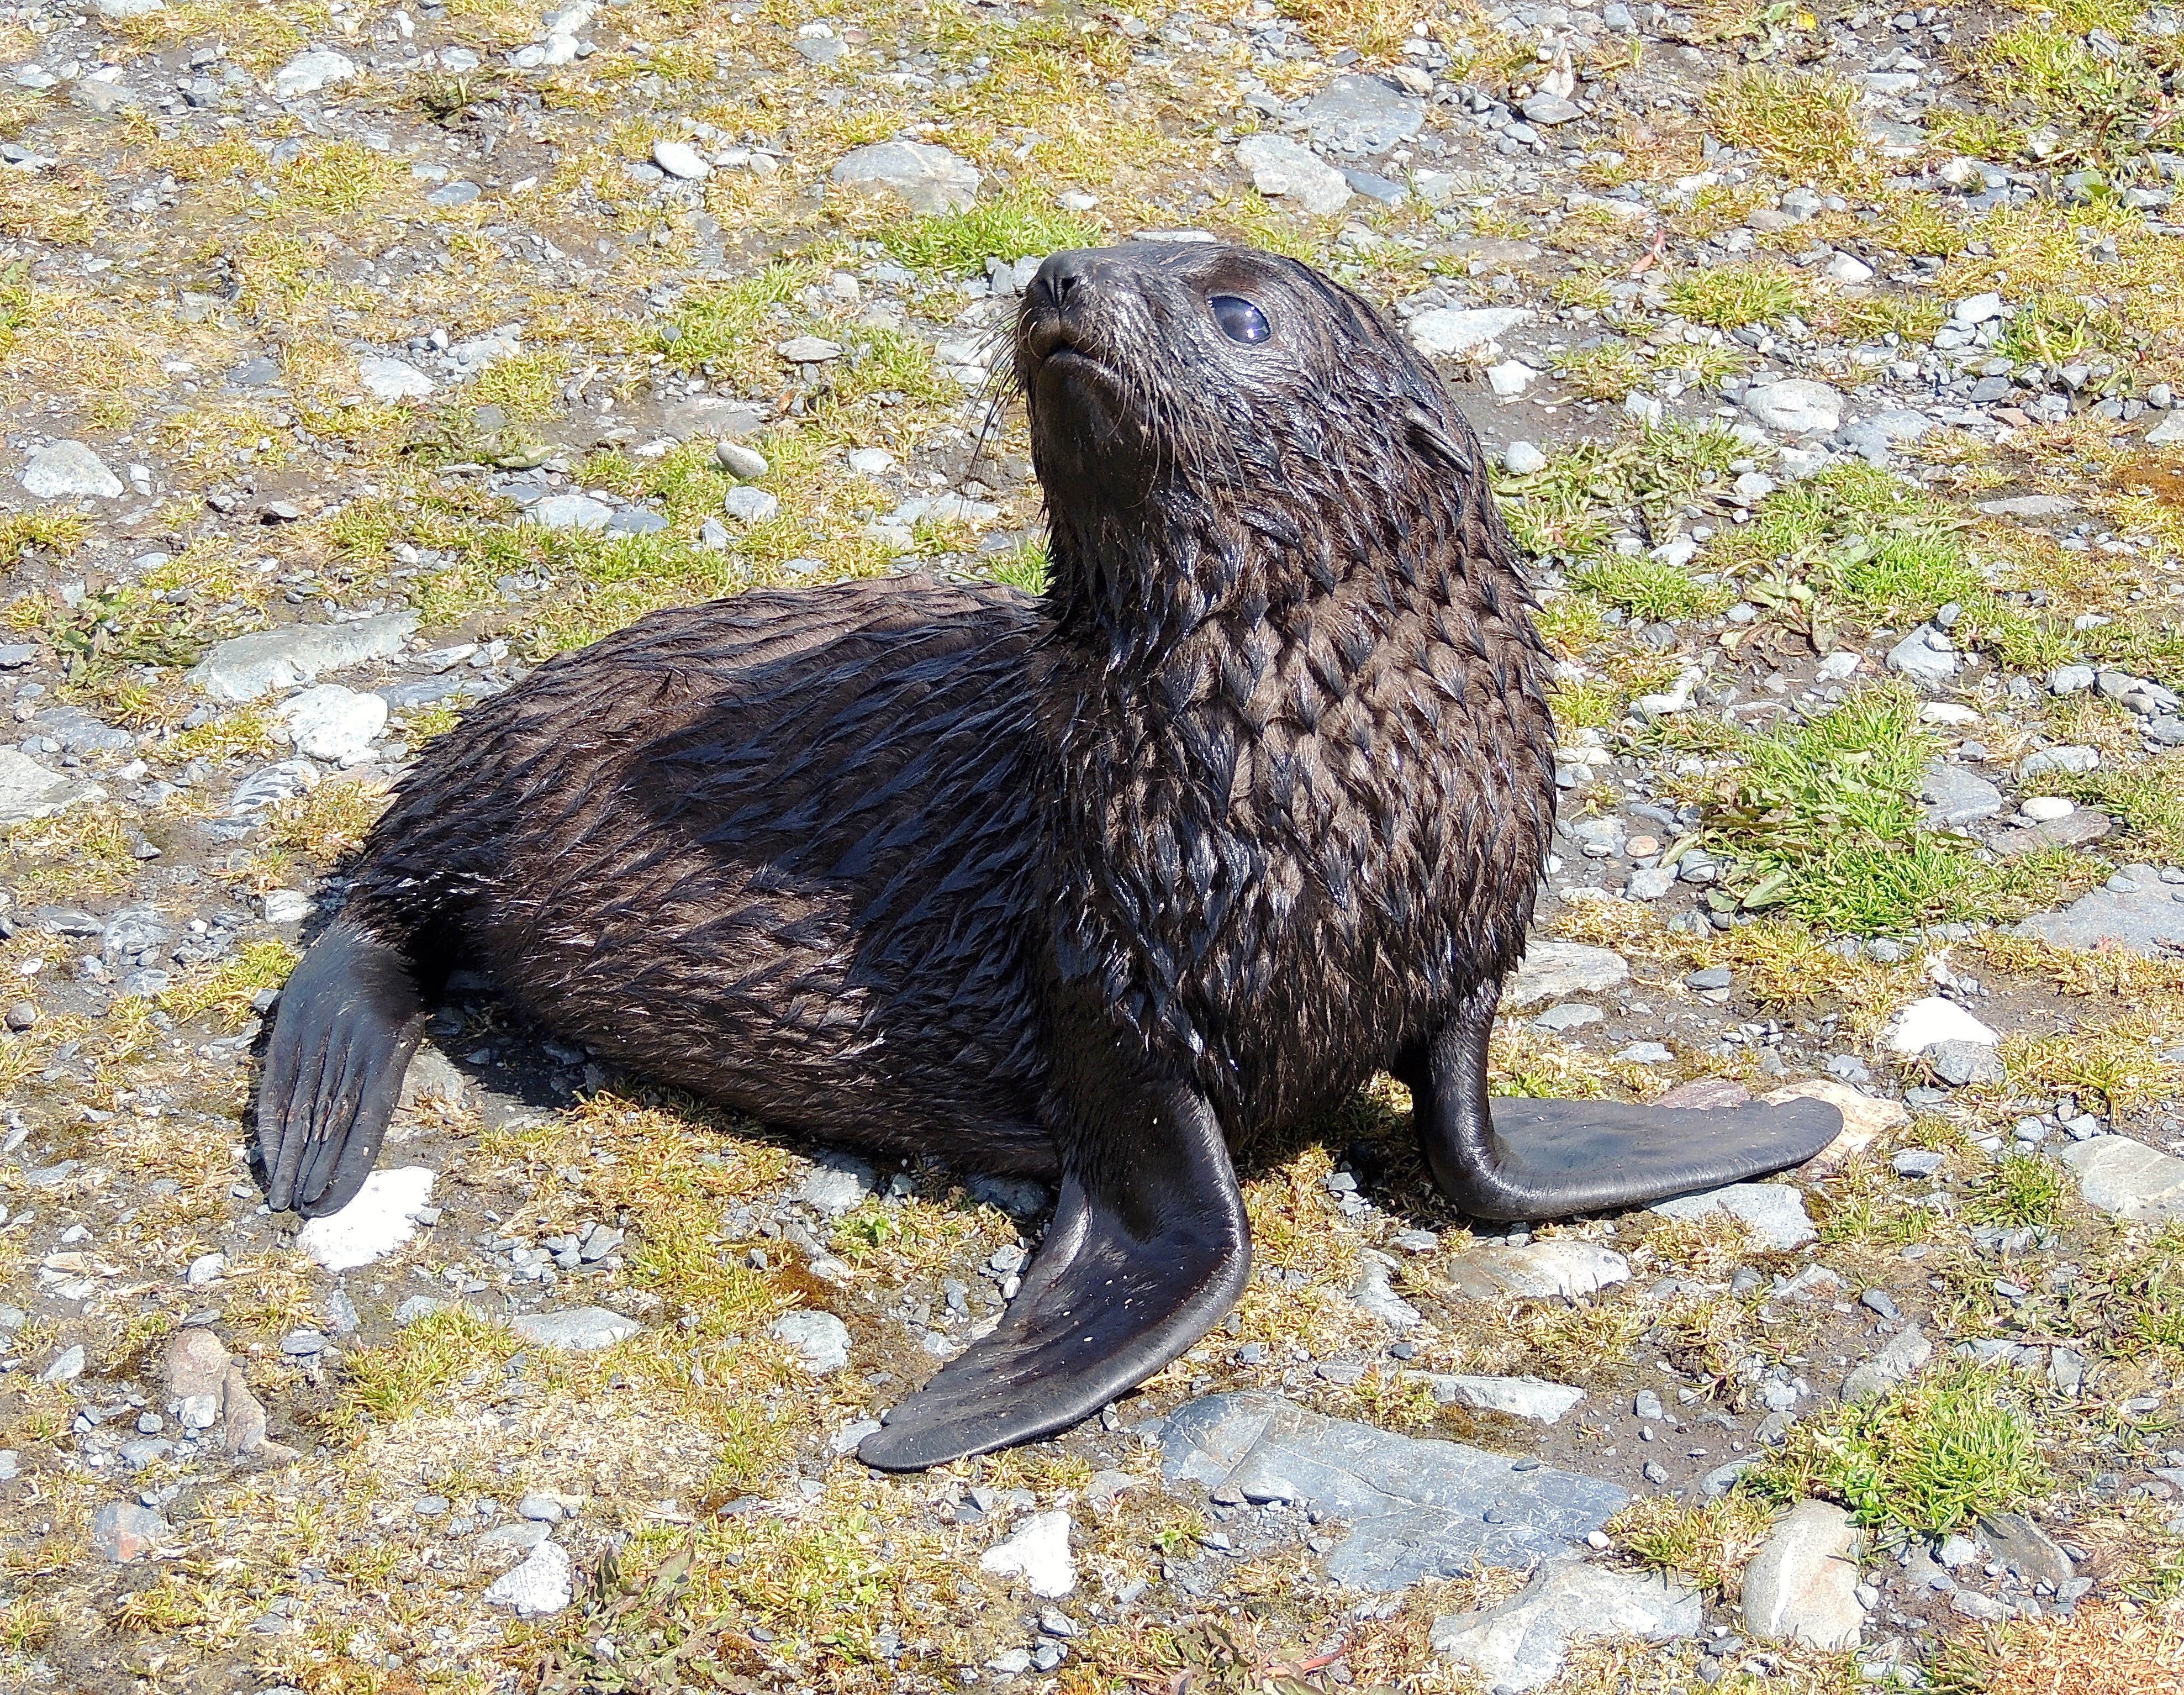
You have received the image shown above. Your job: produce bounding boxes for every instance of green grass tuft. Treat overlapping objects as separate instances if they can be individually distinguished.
[880,190,1099,276]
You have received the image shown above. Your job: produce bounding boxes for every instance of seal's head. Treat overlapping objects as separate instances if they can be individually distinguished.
[1014,242,1492,616]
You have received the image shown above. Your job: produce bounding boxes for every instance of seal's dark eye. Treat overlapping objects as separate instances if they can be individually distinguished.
[1209,295,1270,345]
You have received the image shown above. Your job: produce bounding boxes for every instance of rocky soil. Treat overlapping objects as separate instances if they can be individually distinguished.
[2,0,2184,1691]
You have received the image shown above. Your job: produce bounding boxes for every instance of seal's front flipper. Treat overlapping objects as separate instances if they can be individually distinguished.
[256,917,428,1219]
[859,1086,1249,1472]
[1405,989,1843,1223]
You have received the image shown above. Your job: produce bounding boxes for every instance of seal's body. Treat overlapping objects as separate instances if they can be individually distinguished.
[258,244,1839,1468]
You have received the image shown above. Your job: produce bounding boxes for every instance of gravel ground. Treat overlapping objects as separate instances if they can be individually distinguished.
[2,0,2184,1691]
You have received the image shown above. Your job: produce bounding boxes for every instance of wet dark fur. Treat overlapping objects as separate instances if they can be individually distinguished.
[331,246,1557,1190]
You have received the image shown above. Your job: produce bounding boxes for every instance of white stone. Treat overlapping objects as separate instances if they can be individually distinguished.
[716,440,769,480]
[1433,1557,1700,1692]
[94,0,166,15]
[484,1540,573,1616]
[357,357,435,402]
[847,447,895,476]
[263,889,315,924]
[511,1306,642,1350]
[1350,1249,1422,1330]
[1502,441,1548,475]
[769,1310,852,1373]
[2058,1135,2184,1224]
[1882,995,1998,1056]
[1841,1324,1932,1403]
[1426,1374,1586,1424]
[272,50,358,99]
[295,1168,437,1271]
[1502,941,1628,1008]
[1653,1183,1816,1251]
[2048,663,2097,695]
[1235,134,1352,215]
[1742,380,1844,435]
[2148,412,2184,448]
[1824,253,1875,285]
[1486,360,1537,397]
[1920,703,1980,725]
[276,685,386,763]
[1951,292,2004,326]
[981,1511,1075,1597]
[830,141,982,214]
[1408,306,1533,361]
[20,440,123,500]
[652,139,711,181]
[2022,796,2076,822]
[1743,1501,1864,1650]
[0,748,105,827]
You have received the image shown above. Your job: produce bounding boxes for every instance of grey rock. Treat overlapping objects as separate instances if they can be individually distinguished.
[187,612,418,703]
[1503,441,1548,475]
[31,707,133,756]
[1532,1002,1603,1032]
[1976,1510,2073,1586]
[277,685,386,762]
[1927,1040,2005,1087]
[91,1501,172,1562]
[830,141,982,214]
[769,1309,852,1373]
[228,759,320,813]
[1431,1557,1699,1692]
[1840,1324,1931,1403]
[1441,1241,1631,1300]
[1300,75,1425,156]
[1981,495,2078,519]
[271,50,358,99]
[1502,941,1628,1008]
[1743,1500,1864,1649]
[1420,1374,1586,1424]
[1235,134,1351,215]
[477,1518,552,1552]
[1892,1149,1944,1179]
[724,485,780,524]
[102,906,173,965]
[1158,1392,1627,1591]
[518,1492,565,1522]
[0,643,38,668]
[0,749,105,826]
[799,1155,874,1214]
[2016,863,2184,955]
[2049,662,2098,695]
[777,335,843,364]
[509,1306,641,1350]
[716,439,769,480]
[1408,306,1533,360]
[527,494,613,533]
[1743,380,1844,435]
[2016,744,2099,780]
[425,181,481,209]
[358,357,434,401]
[1519,93,1583,127]
[1886,627,1956,687]
[1919,761,2002,828]
[2058,1135,2184,1223]
[604,507,668,537]
[41,1344,85,1383]
[1652,1183,1816,1251]
[652,139,711,181]
[20,440,123,500]
[2149,411,2184,447]
[1350,1249,1422,1330]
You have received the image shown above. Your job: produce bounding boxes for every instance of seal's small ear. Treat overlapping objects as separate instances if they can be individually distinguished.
[1404,403,1474,474]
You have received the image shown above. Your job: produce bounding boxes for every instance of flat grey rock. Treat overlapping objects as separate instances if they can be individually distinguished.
[277,685,386,762]
[272,49,357,99]
[1417,1373,1586,1424]
[1927,1040,2004,1087]
[2058,1135,2184,1223]
[527,494,613,532]
[1234,134,1351,215]
[1840,1323,1930,1403]
[1408,306,1533,361]
[357,356,435,401]
[20,439,123,499]
[1431,1557,1698,1692]
[1887,626,1956,686]
[1652,1183,1815,1251]
[0,748,106,825]
[799,1155,874,1214]
[1442,1240,1631,1300]
[1742,1500,1864,1649]
[2016,864,2184,955]
[1919,760,2001,828]
[483,1540,572,1615]
[1993,808,2112,857]
[1159,1392,1627,1591]
[510,1306,640,1350]
[91,1501,172,1562]
[1300,75,1425,155]
[228,759,320,813]
[187,612,419,703]
[830,140,980,214]
[1501,941,1628,1008]
[1519,93,1582,127]
[1976,1510,2074,1586]
[32,707,134,755]
[1743,380,1843,435]
[1980,494,2077,518]
[769,1309,851,1373]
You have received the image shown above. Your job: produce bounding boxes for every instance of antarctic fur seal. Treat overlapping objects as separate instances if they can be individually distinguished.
[256,242,1840,1470]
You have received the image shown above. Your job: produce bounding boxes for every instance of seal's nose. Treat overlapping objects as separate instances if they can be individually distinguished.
[1031,249,1102,315]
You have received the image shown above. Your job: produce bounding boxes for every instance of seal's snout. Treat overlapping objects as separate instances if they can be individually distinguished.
[1021,248,1117,367]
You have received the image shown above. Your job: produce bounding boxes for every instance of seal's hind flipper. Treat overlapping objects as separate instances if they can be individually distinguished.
[859,1089,1249,1472]
[1406,992,1844,1223]
[257,918,428,1218]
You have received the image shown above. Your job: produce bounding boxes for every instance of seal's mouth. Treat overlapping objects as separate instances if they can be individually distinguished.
[1022,314,1101,376]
